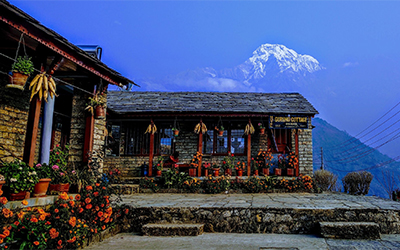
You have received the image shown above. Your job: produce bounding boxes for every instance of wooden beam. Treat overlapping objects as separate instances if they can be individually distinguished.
[23,95,42,166]
[83,114,94,163]
[295,130,299,177]
[198,132,203,177]
[247,133,251,176]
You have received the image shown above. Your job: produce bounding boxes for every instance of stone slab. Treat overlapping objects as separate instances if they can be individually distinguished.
[319,222,381,240]
[142,223,204,236]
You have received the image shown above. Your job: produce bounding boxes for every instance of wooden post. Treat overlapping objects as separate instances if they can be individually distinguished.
[295,129,299,177]
[198,131,203,177]
[23,96,42,166]
[149,131,154,177]
[83,114,94,163]
[247,133,251,176]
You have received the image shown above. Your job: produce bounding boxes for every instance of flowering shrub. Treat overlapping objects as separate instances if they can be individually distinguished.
[161,167,190,189]
[0,159,38,193]
[139,177,160,192]
[243,176,269,193]
[182,178,201,193]
[34,163,52,179]
[155,156,164,171]
[190,152,202,169]
[221,153,236,171]
[49,144,69,169]
[202,176,230,194]
[286,152,298,168]
[235,161,246,171]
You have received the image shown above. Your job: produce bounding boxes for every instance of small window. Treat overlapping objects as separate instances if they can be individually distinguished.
[203,127,246,155]
[231,129,245,154]
[159,128,174,155]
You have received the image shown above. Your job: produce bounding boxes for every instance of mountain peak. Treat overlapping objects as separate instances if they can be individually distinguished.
[244,43,323,79]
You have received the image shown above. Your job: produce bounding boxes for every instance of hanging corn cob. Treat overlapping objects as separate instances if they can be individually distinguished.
[29,72,57,102]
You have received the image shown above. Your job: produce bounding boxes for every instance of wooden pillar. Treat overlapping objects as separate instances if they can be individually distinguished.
[295,129,299,177]
[198,132,203,177]
[83,114,94,163]
[149,131,154,177]
[247,133,251,176]
[23,96,42,166]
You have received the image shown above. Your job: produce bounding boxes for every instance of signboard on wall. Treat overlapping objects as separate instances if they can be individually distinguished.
[269,115,309,129]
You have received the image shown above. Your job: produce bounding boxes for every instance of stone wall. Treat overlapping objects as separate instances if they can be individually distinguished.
[68,89,87,166]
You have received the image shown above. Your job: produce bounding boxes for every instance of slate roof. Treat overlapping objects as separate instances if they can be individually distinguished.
[107,92,318,116]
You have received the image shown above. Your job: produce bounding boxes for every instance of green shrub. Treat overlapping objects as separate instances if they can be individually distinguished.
[342,171,373,195]
[12,56,34,75]
[160,169,190,189]
[314,169,339,192]
[202,176,230,194]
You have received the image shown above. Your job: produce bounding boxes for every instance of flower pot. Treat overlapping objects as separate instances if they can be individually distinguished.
[33,178,51,197]
[7,72,29,90]
[218,130,224,137]
[262,168,269,176]
[57,183,70,192]
[95,106,105,119]
[173,130,179,137]
[203,169,208,177]
[156,170,162,177]
[189,168,197,177]
[225,168,232,176]
[212,168,220,177]
[260,128,265,135]
[9,190,27,201]
[254,170,259,176]
[286,168,295,177]
[237,169,243,177]
[274,168,282,176]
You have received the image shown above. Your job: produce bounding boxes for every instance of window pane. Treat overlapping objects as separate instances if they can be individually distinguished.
[203,130,214,154]
[216,130,228,153]
[160,128,173,155]
[106,124,120,156]
[231,129,245,154]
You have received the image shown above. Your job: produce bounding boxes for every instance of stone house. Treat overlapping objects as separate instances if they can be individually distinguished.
[0,1,134,168]
[104,92,318,179]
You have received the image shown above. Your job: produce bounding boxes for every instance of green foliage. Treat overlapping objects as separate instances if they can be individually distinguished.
[243,176,268,193]
[139,177,160,192]
[314,169,339,192]
[0,159,38,192]
[12,56,34,75]
[221,153,236,170]
[182,178,202,192]
[342,171,373,195]
[160,168,190,189]
[34,163,52,179]
[202,176,230,194]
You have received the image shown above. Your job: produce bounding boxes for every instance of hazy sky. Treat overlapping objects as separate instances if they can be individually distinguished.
[8,0,400,157]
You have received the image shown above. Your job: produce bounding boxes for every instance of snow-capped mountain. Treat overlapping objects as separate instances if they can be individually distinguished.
[140,43,324,92]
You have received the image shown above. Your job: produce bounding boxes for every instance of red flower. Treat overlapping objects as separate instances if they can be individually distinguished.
[33,241,39,246]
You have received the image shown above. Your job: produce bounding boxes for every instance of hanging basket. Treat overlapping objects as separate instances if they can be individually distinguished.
[95,105,105,119]
[6,72,29,90]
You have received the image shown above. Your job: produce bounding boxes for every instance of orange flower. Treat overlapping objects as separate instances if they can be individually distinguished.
[69,200,75,206]
[85,204,92,210]
[94,192,99,196]
[69,196,73,200]
[95,206,99,211]
[54,209,59,213]
[31,217,38,223]
[68,217,76,227]
[60,192,69,200]
[58,240,62,245]
[78,208,84,213]
[102,225,106,230]
[67,236,76,243]
[21,200,28,206]
[86,186,92,191]
[39,214,46,221]
[75,194,81,200]
[85,198,91,204]
[3,229,10,237]
[97,211,103,217]
[95,183,100,187]
[33,241,39,246]
[14,221,19,226]
[0,197,7,205]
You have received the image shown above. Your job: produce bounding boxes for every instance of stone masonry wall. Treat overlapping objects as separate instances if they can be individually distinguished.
[92,92,107,173]
[69,89,87,166]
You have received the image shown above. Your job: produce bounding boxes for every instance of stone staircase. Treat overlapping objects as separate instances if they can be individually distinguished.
[319,222,381,239]
[142,223,204,236]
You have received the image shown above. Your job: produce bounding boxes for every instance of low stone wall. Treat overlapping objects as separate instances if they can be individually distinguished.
[122,207,400,235]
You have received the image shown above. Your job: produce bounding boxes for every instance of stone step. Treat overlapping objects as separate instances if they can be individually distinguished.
[111,184,139,195]
[142,223,204,236]
[319,222,380,240]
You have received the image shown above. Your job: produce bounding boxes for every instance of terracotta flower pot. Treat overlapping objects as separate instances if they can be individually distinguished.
[57,183,70,192]
[254,170,259,176]
[237,169,243,177]
[7,72,29,90]
[203,169,208,177]
[262,168,270,176]
[218,130,224,136]
[189,168,196,177]
[33,178,51,197]
[286,168,295,177]
[274,168,282,176]
[173,130,179,136]
[225,168,232,176]
[212,168,220,177]
[9,190,27,201]
[156,170,162,177]
[95,105,105,119]
[260,128,265,135]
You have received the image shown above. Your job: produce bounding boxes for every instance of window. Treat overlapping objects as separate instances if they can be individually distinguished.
[203,128,245,155]
[158,128,174,155]
[268,129,291,153]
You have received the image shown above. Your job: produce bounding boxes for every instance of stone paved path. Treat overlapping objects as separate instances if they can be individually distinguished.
[119,192,400,210]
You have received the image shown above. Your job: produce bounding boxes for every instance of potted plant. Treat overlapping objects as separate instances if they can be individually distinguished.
[211,163,220,177]
[49,144,71,193]
[7,56,34,90]
[222,153,235,176]
[203,162,211,177]
[286,152,298,176]
[155,156,164,177]
[33,163,52,197]
[215,125,225,137]
[258,123,266,135]
[263,150,273,176]
[274,154,286,176]
[0,159,39,200]
[172,127,179,137]
[251,157,259,176]
[85,93,106,118]
[189,152,202,177]
[235,161,245,177]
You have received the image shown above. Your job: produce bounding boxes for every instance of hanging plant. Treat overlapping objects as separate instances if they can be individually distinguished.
[215,117,224,136]
[145,122,157,134]
[29,73,57,102]
[194,122,207,134]
[244,122,255,135]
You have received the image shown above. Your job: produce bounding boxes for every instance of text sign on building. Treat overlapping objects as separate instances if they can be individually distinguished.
[269,115,309,129]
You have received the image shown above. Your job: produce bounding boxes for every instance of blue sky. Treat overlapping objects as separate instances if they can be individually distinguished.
[8,0,400,158]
